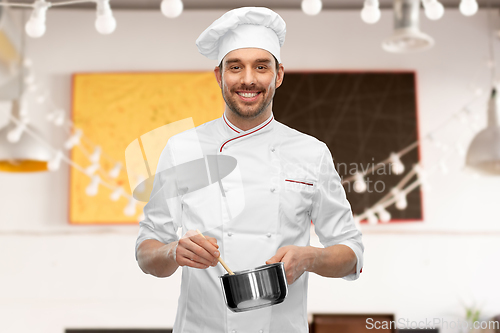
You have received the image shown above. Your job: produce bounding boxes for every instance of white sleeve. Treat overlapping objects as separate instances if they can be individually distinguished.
[310,143,364,281]
[135,139,182,260]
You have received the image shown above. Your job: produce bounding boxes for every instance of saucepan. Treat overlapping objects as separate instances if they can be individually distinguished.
[196,230,288,312]
[219,262,288,312]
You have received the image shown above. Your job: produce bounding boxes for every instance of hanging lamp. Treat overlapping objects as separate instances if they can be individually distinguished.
[382,0,434,53]
[465,88,500,175]
[0,100,51,172]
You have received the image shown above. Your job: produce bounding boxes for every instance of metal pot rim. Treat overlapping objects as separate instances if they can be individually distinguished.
[219,262,284,278]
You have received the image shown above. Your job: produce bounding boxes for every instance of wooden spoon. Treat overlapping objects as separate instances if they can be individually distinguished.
[196,229,234,275]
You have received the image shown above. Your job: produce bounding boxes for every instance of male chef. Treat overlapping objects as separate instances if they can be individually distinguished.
[135,7,364,333]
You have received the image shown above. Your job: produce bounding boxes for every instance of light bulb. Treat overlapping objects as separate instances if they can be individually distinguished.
[375,205,391,223]
[109,162,122,178]
[124,197,137,216]
[353,174,367,193]
[424,0,444,20]
[161,0,183,18]
[90,146,102,164]
[7,123,26,143]
[391,188,408,210]
[361,0,381,24]
[48,150,63,171]
[395,194,408,210]
[95,15,116,34]
[24,74,35,85]
[64,129,82,149]
[95,0,116,34]
[439,159,448,175]
[301,0,322,16]
[25,1,49,38]
[53,112,64,126]
[413,164,431,191]
[390,152,405,175]
[37,95,46,104]
[86,175,100,196]
[110,187,123,201]
[25,18,46,38]
[85,163,100,176]
[23,58,33,68]
[456,142,466,156]
[366,209,378,225]
[459,0,478,16]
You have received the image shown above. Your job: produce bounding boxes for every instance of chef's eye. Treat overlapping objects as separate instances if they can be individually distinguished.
[230,66,241,70]
[257,66,267,70]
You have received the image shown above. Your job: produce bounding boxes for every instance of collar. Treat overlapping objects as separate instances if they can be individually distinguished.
[222,111,274,135]
[219,111,275,152]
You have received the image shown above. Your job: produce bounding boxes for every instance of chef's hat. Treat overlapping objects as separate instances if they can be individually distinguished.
[196,7,286,65]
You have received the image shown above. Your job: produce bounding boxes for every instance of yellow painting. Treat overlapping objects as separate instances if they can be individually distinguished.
[70,72,224,225]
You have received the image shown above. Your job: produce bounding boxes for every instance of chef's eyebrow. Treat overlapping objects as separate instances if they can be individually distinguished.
[224,58,273,66]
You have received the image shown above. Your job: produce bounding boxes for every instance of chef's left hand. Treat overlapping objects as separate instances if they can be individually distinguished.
[266,246,317,285]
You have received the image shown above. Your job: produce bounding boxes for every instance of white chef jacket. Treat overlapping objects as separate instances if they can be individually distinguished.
[135,112,364,333]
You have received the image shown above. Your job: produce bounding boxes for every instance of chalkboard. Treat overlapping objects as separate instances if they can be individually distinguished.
[273,72,422,222]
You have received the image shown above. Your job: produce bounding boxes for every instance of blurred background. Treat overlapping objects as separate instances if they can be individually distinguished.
[0,0,499,332]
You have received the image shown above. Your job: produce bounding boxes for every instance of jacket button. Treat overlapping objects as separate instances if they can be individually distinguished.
[232,330,237,333]
[266,233,271,238]
[259,330,264,333]
[270,187,275,192]
[270,147,275,152]
[227,232,233,237]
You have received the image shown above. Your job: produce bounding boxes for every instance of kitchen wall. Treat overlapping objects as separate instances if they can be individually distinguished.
[1,7,499,333]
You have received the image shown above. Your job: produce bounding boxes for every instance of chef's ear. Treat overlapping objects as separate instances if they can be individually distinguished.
[275,63,285,89]
[214,65,222,89]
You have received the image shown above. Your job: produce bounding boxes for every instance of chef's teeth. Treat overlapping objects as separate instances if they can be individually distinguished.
[239,92,258,97]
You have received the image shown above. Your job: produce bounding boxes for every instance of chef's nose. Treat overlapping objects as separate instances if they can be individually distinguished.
[240,68,256,86]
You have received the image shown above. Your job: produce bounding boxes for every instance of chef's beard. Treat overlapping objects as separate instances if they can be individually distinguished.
[221,78,276,120]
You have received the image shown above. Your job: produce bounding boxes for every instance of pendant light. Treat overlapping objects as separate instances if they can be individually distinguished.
[382,0,434,53]
[465,88,500,175]
[0,100,51,172]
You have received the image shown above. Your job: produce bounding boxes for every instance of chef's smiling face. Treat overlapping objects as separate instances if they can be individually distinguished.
[214,48,284,121]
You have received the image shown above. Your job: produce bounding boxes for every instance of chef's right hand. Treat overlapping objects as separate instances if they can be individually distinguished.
[174,230,220,269]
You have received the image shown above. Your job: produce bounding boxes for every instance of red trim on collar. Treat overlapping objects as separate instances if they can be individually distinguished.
[223,114,240,133]
[219,116,274,152]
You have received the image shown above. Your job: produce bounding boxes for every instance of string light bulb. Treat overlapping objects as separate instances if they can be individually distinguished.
[413,164,431,191]
[110,186,124,201]
[161,0,184,18]
[86,175,100,196]
[361,0,381,24]
[85,163,100,176]
[47,150,63,171]
[89,146,102,164]
[64,129,82,149]
[375,205,391,223]
[353,173,367,193]
[422,0,445,20]
[391,188,408,210]
[124,196,137,216]
[109,162,122,178]
[459,0,478,16]
[366,209,378,225]
[7,122,27,143]
[25,0,50,38]
[301,0,323,16]
[95,0,116,34]
[389,152,405,175]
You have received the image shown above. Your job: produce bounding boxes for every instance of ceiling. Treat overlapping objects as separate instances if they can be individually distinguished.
[6,0,500,10]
